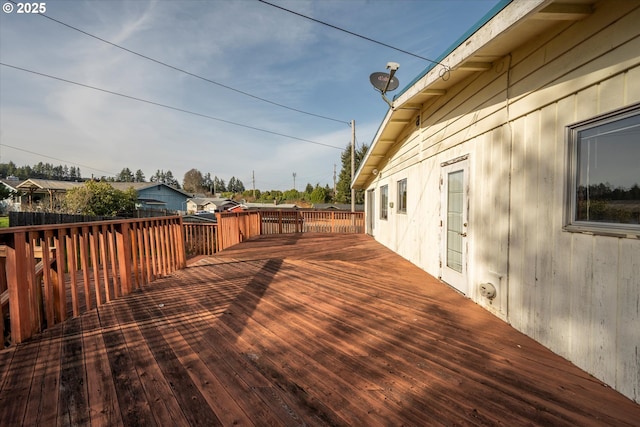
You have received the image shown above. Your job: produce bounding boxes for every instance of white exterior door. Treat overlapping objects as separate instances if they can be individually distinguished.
[366,189,375,235]
[440,159,469,294]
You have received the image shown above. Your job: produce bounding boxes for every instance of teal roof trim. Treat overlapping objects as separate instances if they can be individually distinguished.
[394,0,513,100]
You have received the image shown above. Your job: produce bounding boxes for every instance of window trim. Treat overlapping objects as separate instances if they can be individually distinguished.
[380,184,388,220]
[397,178,407,214]
[564,102,640,237]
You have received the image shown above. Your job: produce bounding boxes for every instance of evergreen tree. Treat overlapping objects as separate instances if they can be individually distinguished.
[135,169,146,182]
[116,167,135,182]
[336,143,368,204]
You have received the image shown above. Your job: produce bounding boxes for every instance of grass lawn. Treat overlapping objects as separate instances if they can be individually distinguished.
[0,216,9,228]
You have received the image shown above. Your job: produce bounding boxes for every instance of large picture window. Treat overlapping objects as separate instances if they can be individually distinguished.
[566,103,640,235]
[397,178,407,214]
[380,185,388,220]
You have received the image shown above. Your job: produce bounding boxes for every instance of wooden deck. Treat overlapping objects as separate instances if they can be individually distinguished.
[1,233,638,426]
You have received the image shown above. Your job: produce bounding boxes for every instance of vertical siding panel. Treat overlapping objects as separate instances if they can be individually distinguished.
[522,110,540,337]
[549,97,573,358]
[569,233,593,370]
[591,236,618,385]
[507,117,526,330]
[474,133,490,303]
[495,126,510,317]
[627,66,640,104]
[616,238,640,402]
[598,73,625,114]
[534,105,556,346]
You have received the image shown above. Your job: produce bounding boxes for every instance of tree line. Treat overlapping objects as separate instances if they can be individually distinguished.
[1,142,369,206]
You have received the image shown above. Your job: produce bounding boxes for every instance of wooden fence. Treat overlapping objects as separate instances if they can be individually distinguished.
[0,216,185,347]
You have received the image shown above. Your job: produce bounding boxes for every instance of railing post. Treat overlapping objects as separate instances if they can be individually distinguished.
[42,230,56,327]
[90,225,103,307]
[54,228,67,322]
[175,217,187,268]
[116,222,133,295]
[5,232,34,343]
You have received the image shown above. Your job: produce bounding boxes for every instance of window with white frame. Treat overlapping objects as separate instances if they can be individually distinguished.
[397,178,407,214]
[380,185,388,220]
[566,103,640,235]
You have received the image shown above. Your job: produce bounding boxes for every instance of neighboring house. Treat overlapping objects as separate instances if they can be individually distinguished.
[186,197,238,214]
[0,177,24,212]
[17,178,84,210]
[353,0,640,404]
[16,179,192,213]
[110,182,193,212]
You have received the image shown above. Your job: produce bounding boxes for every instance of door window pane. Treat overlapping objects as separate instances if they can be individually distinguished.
[397,178,407,213]
[447,170,464,272]
[380,185,388,220]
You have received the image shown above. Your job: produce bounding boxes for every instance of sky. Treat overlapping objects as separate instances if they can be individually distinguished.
[0,0,501,191]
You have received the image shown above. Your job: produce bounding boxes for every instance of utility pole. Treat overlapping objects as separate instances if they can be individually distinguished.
[351,119,355,212]
[293,172,297,191]
[252,170,256,199]
[333,164,337,201]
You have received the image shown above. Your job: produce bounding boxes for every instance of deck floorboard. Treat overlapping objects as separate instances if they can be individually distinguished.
[1,233,639,426]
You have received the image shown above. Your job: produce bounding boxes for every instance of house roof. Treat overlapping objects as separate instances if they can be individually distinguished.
[15,178,192,197]
[188,197,238,208]
[353,0,596,189]
[17,178,84,192]
[110,181,193,197]
[0,179,24,191]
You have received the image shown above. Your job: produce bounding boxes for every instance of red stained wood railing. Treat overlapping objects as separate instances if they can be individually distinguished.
[0,211,363,348]
[0,216,186,348]
[215,210,365,251]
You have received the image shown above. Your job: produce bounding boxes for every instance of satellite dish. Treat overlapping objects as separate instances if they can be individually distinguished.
[369,72,399,93]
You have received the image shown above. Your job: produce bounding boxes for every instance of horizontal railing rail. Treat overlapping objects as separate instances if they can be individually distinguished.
[0,216,186,348]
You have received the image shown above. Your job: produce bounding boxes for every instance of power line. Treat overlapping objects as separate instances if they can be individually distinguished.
[0,143,119,176]
[0,62,345,151]
[257,0,445,66]
[11,0,350,126]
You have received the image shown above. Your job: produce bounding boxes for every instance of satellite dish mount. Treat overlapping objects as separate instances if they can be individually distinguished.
[369,62,400,108]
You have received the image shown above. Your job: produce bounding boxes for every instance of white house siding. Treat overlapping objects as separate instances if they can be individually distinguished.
[365,0,640,403]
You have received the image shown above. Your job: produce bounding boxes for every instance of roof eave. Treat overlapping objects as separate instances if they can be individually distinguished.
[352,0,593,190]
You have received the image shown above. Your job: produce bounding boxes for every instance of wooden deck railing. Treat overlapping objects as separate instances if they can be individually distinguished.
[215,210,365,250]
[0,216,186,348]
[0,210,363,349]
